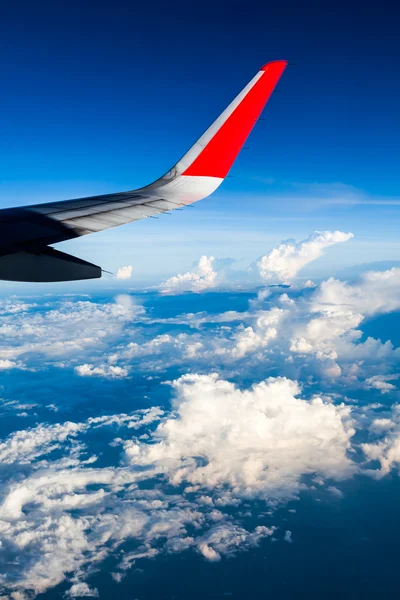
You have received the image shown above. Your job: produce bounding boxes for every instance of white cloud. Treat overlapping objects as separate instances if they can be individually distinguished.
[284,530,293,543]
[75,363,129,378]
[289,268,400,371]
[312,268,400,317]
[88,406,164,429]
[0,421,85,465]
[368,418,395,434]
[257,231,353,283]
[65,583,99,597]
[229,308,284,358]
[115,265,133,280]
[0,295,144,367]
[198,542,221,561]
[0,359,17,370]
[362,404,400,474]
[365,375,398,394]
[125,374,356,500]
[198,524,275,561]
[160,256,217,294]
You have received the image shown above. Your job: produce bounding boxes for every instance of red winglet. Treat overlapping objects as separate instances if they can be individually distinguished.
[182,60,287,179]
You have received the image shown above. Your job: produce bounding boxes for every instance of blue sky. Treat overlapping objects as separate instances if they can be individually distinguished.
[1,0,400,288]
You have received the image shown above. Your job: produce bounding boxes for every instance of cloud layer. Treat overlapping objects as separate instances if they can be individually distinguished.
[0,230,400,598]
[0,368,399,598]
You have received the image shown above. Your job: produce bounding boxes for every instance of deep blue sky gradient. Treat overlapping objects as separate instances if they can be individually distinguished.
[1,0,400,284]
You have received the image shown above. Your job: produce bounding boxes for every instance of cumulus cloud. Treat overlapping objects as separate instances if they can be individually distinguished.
[115,265,133,280]
[125,374,356,500]
[197,524,276,562]
[228,308,284,358]
[160,256,217,294]
[65,583,99,597]
[0,421,85,465]
[365,374,398,394]
[257,231,354,283]
[75,363,129,378]
[312,267,400,317]
[284,530,293,543]
[362,404,400,474]
[0,359,17,370]
[290,268,400,367]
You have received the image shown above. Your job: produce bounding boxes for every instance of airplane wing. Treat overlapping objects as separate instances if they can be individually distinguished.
[0,60,287,282]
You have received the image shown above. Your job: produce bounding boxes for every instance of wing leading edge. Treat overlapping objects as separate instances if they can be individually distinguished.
[0,60,287,282]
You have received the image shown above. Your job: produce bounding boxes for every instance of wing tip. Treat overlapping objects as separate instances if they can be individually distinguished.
[260,60,288,71]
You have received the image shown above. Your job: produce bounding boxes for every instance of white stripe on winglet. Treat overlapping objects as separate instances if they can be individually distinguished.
[156,175,224,203]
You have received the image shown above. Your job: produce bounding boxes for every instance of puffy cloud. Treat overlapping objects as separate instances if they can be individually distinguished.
[160,256,217,294]
[115,265,133,280]
[327,486,344,498]
[257,231,353,283]
[362,404,400,474]
[368,418,395,434]
[284,530,293,543]
[65,583,99,597]
[0,299,36,315]
[229,308,284,358]
[125,374,356,500]
[198,542,221,562]
[312,268,400,317]
[289,268,400,370]
[285,271,400,385]
[197,524,275,561]
[0,421,85,465]
[303,280,316,288]
[75,363,129,378]
[0,359,17,370]
[365,375,398,394]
